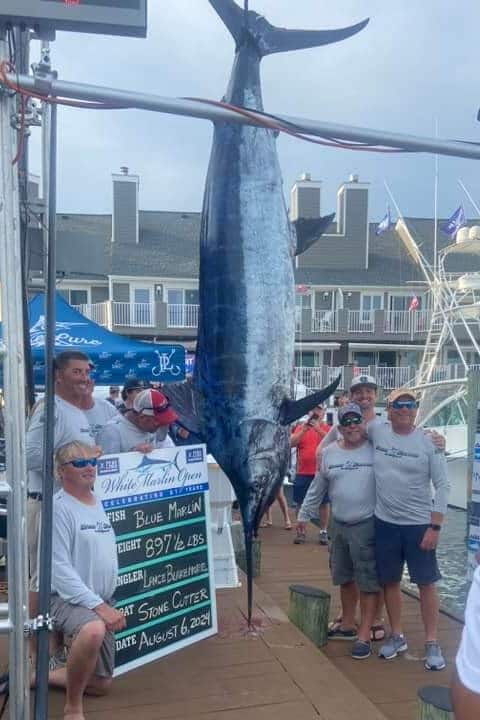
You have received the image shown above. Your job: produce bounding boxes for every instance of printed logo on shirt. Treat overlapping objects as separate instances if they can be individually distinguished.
[328,460,373,471]
[98,458,120,476]
[375,445,419,460]
[80,521,112,534]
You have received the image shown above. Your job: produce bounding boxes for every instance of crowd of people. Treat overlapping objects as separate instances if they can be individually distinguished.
[3,351,477,718]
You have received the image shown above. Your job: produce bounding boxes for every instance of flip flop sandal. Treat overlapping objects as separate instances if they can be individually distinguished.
[284,522,292,530]
[370,624,386,642]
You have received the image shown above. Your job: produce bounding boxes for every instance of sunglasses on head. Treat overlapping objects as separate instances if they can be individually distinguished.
[63,458,98,469]
[390,399,418,410]
[339,416,362,427]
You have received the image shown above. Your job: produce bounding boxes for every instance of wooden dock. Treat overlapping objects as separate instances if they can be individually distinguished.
[1,512,464,719]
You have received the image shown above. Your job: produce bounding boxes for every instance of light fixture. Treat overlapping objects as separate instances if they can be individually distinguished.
[323,292,329,298]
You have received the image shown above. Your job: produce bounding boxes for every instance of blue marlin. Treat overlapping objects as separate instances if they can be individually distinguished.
[168,0,368,623]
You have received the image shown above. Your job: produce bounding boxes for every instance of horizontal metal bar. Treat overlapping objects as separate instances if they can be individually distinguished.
[6,72,480,161]
[0,619,12,635]
[0,603,9,618]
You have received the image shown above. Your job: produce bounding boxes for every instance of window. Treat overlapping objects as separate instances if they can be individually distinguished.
[130,285,152,326]
[361,294,383,312]
[166,288,199,328]
[60,289,88,307]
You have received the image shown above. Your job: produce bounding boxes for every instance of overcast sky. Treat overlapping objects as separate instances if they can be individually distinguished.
[27,0,480,222]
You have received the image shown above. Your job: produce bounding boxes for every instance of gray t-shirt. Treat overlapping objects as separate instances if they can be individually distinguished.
[52,489,118,609]
[26,396,96,493]
[368,421,449,525]
[83,399,118,442]
[97,414,175,455]
[298,442,375,525]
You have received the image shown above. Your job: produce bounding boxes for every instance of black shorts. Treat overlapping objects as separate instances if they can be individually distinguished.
[293,474,329,507]
[374,516,441,586]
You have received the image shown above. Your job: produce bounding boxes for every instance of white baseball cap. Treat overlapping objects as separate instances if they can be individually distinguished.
[350,374,377,391]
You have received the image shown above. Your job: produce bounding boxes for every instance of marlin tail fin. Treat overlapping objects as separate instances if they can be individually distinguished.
[280,375,341,425]
[294,213,335,256]
[209,1,368,56]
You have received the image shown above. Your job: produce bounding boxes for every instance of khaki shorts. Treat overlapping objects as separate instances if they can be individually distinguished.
[27,498,41,591]
[330,516,380,593]
[50,595,115,678]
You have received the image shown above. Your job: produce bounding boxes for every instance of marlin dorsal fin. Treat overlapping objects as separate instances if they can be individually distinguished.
[294,213,335,256]
[279,375,341,426]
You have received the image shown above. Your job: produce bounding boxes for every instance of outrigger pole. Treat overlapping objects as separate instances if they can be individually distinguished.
[5,70,480,161]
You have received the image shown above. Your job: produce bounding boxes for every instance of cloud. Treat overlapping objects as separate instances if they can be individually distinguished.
[26,0,480,221]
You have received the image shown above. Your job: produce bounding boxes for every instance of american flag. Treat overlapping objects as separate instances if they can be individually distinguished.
[296,285,310,295]
[408,296,420,311]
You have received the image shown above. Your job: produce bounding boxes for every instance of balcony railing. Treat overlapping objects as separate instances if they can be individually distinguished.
[348,310,375,333]
[295,365,345,390]
[167,304,199,328]
[311,309,337,333]
[73,303,110,328]
[384,310,411,334]
[112,301,154,327]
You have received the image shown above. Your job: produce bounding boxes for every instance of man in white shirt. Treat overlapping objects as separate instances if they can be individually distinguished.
[98,388,178,455]
[452,564,480,718]
[26,351,96,597]
[48,440,125,720]
[80,379,118,442]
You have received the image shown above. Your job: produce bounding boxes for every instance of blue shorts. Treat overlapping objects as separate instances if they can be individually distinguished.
[293,474,329,508]
[374,516,441,586]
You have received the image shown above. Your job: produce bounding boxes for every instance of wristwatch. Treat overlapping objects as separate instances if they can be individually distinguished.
[429,524,442,532]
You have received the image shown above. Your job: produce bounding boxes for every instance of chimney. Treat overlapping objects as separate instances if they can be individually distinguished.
[336,174,369,268]
[290,173,321,222]
[112,167,139,244]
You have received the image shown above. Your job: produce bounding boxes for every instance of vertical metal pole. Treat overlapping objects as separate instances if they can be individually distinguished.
[0,29,30,720]
[14,27,35,409]
[34,42,57,720]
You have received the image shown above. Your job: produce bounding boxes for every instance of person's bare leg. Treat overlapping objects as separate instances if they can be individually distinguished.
[48,620,106,720]
[451,672,480,720]
[418,583,439,642]
[339,581,358,629]
[383,582,403,635]
[357,592,378,643]
[276,487,291,528]
[319,503,330,532]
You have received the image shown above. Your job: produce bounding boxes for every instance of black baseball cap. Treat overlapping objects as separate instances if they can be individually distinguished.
[123,377,147,393]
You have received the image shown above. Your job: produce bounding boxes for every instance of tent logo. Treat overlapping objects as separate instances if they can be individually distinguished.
[30,315,102,348]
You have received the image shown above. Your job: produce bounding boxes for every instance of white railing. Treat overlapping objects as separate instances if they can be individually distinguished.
[412,310,431,334]
[384,310,411,334]
[295,365,345,390]
[375,366,413,389]
[112,301,154,327]
[311,309,337,333]
[73,302,110,328]
[167,303,199,328]
[348,310,375,333]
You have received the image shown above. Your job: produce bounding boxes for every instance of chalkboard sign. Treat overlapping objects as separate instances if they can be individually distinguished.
[95,445,217,676]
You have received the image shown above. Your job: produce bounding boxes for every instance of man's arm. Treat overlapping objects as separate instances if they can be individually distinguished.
[26,401,48,471]
[297,458,329,527]
[290,423,308,448]
[97,423,122,455]
[52,507,104,609]
[451,567,480,718]
[420,442,449,551]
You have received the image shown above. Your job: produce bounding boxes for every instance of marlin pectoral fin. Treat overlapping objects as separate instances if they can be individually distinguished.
[279,375,341,425]
[164,381,205,439]
[294,213,335,256]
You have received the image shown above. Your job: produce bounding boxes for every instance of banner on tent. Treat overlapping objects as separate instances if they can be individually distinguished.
[95,446,217,676]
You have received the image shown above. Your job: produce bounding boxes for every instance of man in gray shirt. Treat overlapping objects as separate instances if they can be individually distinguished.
[98,388,177,455]
[48,440,126,720]
[371,388,449,670]
[297,403,379,660]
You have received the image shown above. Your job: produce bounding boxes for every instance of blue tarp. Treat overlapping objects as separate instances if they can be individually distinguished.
[0,293,185,386]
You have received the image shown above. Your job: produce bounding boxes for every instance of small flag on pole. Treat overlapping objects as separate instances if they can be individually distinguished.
[440,205,466,238]
[296,285,310,294]
[408,295,419,311]
[376,207,392,235]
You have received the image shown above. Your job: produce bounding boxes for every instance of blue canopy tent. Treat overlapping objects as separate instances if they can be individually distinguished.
[0,293,185,386]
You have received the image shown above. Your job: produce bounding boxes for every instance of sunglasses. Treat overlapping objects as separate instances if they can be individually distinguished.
[339,416,362,427]
[390,400,418,410]
[63,458,98,469]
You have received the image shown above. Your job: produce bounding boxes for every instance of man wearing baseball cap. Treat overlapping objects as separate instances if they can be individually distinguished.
[297,403,379,659]
[370,388,449,670]
[97,389,178,455]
